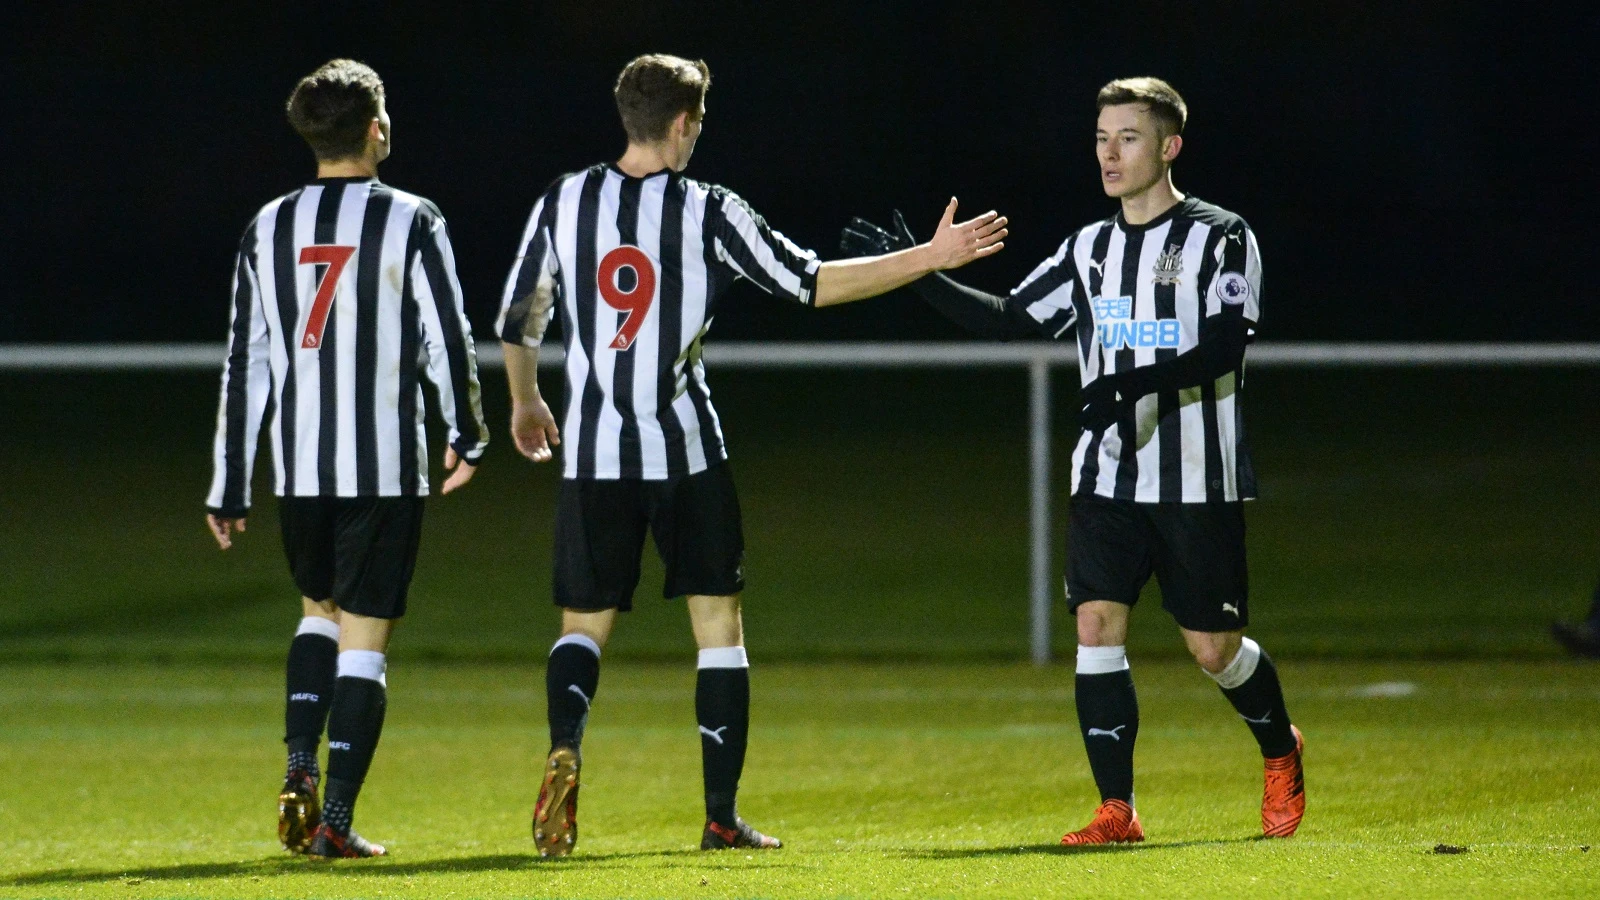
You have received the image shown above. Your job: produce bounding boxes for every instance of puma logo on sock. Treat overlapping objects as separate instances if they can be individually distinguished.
[699,725,728,745]
[1241,710,1272,725]
[1222,603,1240,617]
[1086,726,1127,741]
[567,684,591,710]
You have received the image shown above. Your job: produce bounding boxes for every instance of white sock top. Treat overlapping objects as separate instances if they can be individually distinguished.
[1207,637,1262,690]
[338,649,387,686]
[296,616,340,642]
[551,633,602,659]
[697,646,749,669]
[1076,644,1129,675]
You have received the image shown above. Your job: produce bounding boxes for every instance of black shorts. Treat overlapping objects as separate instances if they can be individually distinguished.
[553,462,745,612]
[279,496,426,620]
[1065,494,1249,633]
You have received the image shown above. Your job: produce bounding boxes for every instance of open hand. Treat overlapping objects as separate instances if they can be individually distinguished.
[924,198,1007,270]
[511,396,561,463]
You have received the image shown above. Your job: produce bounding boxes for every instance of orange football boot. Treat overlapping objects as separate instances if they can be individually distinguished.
[1262,725,1305,837]
[1060,798,1145,846]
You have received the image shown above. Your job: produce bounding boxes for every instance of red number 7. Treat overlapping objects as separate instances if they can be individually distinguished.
[298,244,356,349]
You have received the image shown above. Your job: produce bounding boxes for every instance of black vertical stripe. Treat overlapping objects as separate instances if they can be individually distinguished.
[684,340,723,464]
[1076,222,1114,498]
[1112,226,1144,501]
[656,175,691,477]
[398,212,424,495]
[612,175,644,478]
[416,204,483,455]
[271,194,302,494]
[573,167,607,478]
[1154,219,1194,502]
[313,183,344,494]
[1195,227,1227,501]
[219,222,259,513]
[354,186,392,495]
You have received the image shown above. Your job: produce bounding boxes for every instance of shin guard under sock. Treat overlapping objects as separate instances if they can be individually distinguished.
[1075,645,1138,803]
[696,646,750,828]
[546,634,602,751]
[323,651,388,834]
[1208,638,1296,758]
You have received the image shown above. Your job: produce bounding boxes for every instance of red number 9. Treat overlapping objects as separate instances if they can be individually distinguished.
[597,245,657,351]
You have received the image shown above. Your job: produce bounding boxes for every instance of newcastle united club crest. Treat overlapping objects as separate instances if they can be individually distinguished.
[1151,243,1184,286]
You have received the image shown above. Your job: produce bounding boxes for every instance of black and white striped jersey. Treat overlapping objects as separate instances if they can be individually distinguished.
[498,163,820,480]
[207,176,488,517]
[1009,197,1262,502]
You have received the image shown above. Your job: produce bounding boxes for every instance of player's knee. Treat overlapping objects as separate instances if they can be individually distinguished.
[1075,601,1127,646]
[1187,632,1242,674]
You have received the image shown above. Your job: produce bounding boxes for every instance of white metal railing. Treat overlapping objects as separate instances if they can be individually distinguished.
[7,340,1600,664]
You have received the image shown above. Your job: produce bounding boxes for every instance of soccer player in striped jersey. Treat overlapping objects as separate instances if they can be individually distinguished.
[205,59,488,859]
[498,53,1007,855]
[842,77,1305,844]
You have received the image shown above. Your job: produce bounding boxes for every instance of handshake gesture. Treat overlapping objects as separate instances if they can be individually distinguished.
[841,201,1006,271]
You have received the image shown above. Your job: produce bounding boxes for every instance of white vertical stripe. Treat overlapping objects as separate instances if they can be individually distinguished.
[332,184,368,495]
[589,172,625,479]
[252,200,289,496]
[555,177,588,480]
[633,178,669,477]
[374,195,415,495]
[290,188,324,496]
[678,187,713,473]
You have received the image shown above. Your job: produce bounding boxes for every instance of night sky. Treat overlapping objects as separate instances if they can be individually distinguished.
[2,1,1590,344]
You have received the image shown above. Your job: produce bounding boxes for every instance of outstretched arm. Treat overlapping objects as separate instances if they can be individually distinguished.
[840,212,1036,339]
[814,199,1006,307]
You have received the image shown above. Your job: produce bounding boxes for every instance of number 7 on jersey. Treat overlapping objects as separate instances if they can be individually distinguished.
[298,244,356,349]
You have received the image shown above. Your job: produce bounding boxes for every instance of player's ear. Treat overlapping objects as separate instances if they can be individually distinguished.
[1162,133,1183,163]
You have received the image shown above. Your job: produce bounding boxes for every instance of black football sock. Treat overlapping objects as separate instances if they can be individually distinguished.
[546,634,602,751]
[696,647,751,828]
[1075,645,1138,804]
[1209,637,1297,758]
[323,651,388,835]
[284,616,340,780]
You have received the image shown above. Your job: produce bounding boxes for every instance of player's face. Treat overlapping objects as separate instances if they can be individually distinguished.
[372,97,392,163]
[1095,103,1174,198]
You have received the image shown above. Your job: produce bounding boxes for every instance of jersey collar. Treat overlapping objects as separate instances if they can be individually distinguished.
[1115,195,1198,233]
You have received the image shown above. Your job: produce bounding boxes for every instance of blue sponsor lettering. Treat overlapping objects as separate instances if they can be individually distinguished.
[1095,318,1183,350]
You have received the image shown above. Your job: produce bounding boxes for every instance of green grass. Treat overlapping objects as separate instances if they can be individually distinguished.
[4,368,1600,896]
[2,368,1599,662]
[3,660,1598,899]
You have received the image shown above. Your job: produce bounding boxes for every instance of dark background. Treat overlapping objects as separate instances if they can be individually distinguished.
[0,1,1591,344]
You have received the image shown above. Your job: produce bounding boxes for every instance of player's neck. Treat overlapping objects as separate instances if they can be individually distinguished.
[1119,175,1184,226]
[316,157,379,180]
[616,142,679,178]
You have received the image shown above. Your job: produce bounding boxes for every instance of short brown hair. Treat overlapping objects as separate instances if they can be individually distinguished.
[1097,77,1187,137]
[286,59,385,161]
[613,54,711,144]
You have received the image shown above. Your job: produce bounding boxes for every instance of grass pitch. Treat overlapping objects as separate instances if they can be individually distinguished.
[4,659,1598,899]
[4,369,1600,896]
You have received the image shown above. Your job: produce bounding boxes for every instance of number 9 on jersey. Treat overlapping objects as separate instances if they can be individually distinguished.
[598,246,657,351]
